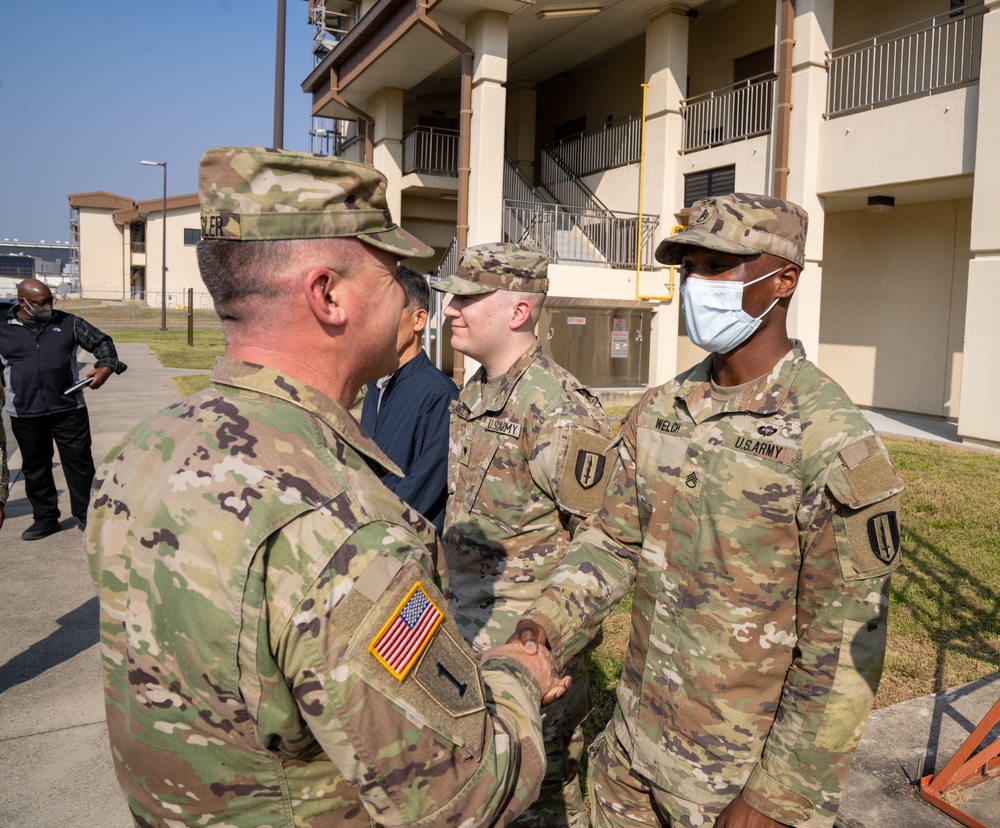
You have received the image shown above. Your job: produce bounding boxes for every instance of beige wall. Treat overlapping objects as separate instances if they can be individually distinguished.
[143,205,208,308]
[78,208,126,296]
[830,0,944,48]
[535,36,645,150]
[582,164,640,214]
[818,86,977,192]
[818,199,971,418]
[687,0,775,96]
[678,133,773,204]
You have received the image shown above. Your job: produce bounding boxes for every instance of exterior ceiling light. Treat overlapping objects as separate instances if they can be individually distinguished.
[867,195,895,213]
[537,6,603,19]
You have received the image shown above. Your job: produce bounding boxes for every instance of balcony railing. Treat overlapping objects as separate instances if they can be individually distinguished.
[403,126,459,177]
[503,199,659,270]
[826,3,985,117]
[681,73,775,154]
[544,114,642,178]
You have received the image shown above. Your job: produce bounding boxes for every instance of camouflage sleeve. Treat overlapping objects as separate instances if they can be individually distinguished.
[529,404,614,534]
[526,410,641,665]
[742,436,903,826]
[271,517,546,827]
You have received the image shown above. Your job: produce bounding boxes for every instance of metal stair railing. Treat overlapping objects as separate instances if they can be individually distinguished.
[540,147,614,216]
[432,234,458,283]
[502,200,659,270]
[543,114,642,178]
[503,156,555,250]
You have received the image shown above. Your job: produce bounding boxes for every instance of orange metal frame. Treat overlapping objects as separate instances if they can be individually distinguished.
[919,695,1000,828]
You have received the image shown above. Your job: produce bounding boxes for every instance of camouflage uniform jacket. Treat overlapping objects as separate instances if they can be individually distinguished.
[443,342,612,743]
[87,357,546,828]
[528,342,903,826]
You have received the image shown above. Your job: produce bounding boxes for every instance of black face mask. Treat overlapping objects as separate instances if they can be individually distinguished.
[21,299,53,322]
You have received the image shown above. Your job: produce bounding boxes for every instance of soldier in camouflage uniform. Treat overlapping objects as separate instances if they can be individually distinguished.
[87,147,571,827]
[432,243,613,827]
[0,386,8,530]
[514,194,904,827]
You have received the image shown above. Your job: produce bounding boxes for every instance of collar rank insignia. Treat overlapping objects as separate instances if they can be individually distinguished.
[369,582,443,681]
[575,450,606,489]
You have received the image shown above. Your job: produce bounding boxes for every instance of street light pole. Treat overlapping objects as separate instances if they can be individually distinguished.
[141,160,168,331]
[274,0,286,149]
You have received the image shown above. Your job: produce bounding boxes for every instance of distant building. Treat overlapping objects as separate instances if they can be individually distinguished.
[0,240,79,298]
[67,190,209,310]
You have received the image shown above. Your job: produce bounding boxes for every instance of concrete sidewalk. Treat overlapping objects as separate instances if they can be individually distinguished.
[0,343,203,827]
[0,348,997,827]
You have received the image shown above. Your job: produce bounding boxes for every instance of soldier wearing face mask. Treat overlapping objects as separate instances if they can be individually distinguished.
[513,194,904,828]
[0,278,126,539]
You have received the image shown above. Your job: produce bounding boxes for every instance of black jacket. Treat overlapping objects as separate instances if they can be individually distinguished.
[0,305,126,418]
[360,349,458,532]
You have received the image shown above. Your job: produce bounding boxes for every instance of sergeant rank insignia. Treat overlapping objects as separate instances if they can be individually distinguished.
[369,582,443,681]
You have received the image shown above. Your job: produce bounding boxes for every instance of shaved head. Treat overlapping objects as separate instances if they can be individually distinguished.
[17,278,52,304]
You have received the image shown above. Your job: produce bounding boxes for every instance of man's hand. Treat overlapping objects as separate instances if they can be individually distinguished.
[715,795,787,828]
[87,366,114,390]
[509,619,548,650]
[483,639,571,707]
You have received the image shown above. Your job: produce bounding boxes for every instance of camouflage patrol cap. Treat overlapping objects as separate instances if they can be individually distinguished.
[198,146,433,258]
[655,193,808,269]
[431,243,548,296]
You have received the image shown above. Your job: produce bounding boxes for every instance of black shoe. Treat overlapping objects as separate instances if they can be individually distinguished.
[22,520,62,541]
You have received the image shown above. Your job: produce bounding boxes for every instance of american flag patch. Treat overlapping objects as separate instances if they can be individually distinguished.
[369,582,443,681]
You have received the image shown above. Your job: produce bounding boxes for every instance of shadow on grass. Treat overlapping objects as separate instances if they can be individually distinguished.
[890,526,1000,777]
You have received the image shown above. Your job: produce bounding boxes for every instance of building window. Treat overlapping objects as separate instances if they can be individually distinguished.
[184,228,200,245]
[684,165,736,208]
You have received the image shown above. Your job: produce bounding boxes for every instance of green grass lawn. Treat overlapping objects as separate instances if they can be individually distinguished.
[112,327,224,394]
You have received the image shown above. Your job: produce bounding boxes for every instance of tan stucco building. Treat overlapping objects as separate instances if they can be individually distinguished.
[68,190,205,310]
[68,0,1000,449]
[298,0,999,450]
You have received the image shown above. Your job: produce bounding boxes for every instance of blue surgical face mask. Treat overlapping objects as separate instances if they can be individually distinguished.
[680,268,782,354]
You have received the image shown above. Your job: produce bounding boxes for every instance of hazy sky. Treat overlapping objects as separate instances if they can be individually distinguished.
[1,1,317,243]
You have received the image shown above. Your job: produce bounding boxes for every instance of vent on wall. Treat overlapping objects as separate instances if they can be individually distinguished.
[684,165,736,208]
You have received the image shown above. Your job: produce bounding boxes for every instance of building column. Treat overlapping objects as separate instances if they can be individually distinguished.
[642,3,691,385]
[466,11,508,245]
[505,82,536,184]
[367,87,405,222]
[782,0,833,362]
[958,0,1000,449]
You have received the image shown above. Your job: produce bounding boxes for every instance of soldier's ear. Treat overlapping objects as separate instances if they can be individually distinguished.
[509,297,533,331]
[304,266,348,327]
[776,263,799,299]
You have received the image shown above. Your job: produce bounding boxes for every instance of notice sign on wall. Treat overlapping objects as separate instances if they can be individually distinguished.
[567,316,587,325]
[611,318,629,359]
